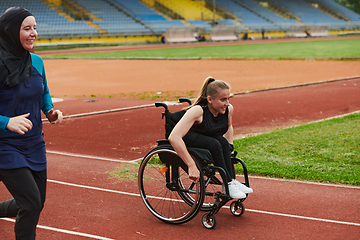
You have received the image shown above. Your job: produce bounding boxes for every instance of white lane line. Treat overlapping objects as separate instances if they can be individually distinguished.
[242,208,360,227]
[47,179,140,197]
[52,98,64,103]
[247,175,360,189]
[48,179,360,227]
[42,100,185,122]
[1,218,115,240]
[47,150,141,164]
[42,103,156,122]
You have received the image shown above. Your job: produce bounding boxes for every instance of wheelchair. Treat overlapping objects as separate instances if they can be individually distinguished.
[138,98,250,229]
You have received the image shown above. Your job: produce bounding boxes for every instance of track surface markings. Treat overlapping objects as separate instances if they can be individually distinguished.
[47,150,140,163]
[1,218,115,240]
[47,178,360,227]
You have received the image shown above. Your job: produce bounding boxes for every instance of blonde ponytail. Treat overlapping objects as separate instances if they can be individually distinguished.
[185,76,230,110]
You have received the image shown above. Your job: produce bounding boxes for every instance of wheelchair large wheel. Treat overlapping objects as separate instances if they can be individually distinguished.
[138,146,205,224]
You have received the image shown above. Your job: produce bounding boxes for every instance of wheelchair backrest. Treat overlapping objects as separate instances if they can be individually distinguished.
[155,98,192,139]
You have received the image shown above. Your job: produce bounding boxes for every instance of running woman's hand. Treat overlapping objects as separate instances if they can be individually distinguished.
[6,113,33,135]
[47,109,63,124]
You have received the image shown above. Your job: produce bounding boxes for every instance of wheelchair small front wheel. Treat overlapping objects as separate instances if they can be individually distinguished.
[202,212,216,229]
[230,201,245,216]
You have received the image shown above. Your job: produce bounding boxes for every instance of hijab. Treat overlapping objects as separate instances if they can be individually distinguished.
[0,7,33,87]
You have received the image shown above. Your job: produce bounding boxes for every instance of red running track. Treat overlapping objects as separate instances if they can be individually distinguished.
[43,78,360,160]
[1,78,359,239]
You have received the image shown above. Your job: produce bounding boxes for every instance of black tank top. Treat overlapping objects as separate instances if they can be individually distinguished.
[190,104,229,137]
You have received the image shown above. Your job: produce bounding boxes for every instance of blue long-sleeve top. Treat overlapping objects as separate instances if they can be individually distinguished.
[0,53,53,170]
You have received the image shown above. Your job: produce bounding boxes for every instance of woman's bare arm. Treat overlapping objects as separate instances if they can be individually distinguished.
[223,104,234,144]
[168,105,203,181]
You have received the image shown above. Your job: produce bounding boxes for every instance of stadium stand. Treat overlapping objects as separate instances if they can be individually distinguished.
[216,0,280,31]
[0,0,359,44]
[72,0,150,34]
[268,0,355,30]
[187,19,212,31]
[307,0,360,27]
[143,0,225,34]
[108,0,186,34]
[236,0,299,30]
[216,19,246,32]
[0,0,98,37]
[154,0,222,21]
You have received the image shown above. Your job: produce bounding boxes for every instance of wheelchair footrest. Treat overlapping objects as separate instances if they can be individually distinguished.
[208,192,231,216]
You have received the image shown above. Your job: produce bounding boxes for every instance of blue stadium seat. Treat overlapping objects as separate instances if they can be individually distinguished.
[111,0,186,34]
[73,0,150,34]
[217,0,280,31]
[314,0,360,28]
[0,0,98,37]
[268,0,355,30]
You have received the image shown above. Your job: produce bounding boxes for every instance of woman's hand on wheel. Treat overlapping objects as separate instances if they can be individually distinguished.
[188,165,200,182]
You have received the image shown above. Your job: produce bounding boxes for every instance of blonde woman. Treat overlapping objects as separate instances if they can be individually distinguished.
[169,77,253,199]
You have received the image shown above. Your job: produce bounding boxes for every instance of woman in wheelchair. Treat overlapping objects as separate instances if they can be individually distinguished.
[168,77,253,199]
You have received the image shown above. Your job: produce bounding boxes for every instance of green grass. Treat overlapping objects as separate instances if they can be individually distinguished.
[87,90,198,101]
[234,113,360,185]
[109,163,139,181]
[42,39,360,59]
